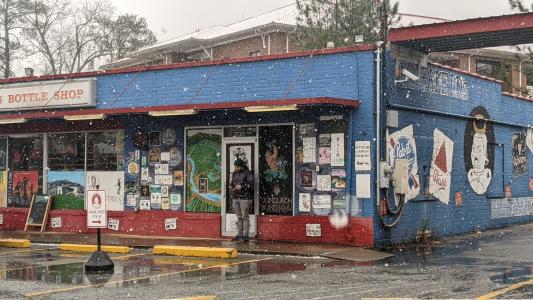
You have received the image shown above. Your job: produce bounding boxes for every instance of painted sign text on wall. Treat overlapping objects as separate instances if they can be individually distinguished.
[398,62,469,100]
[0,78,96,111]
[491,197,533,219]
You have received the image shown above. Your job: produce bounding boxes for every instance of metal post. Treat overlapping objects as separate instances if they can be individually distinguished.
[97,228,101,251]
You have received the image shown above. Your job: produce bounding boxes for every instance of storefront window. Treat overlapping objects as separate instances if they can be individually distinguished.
[258,125,293,215]
[185,128,222,212]
[48,133,85,171]
[86,131,124,171]
[295,116,348,216]
[8,135,43,207]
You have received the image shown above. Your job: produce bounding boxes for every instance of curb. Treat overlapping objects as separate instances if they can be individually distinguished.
[0,239,31,248]
[153,245,237,259]
[59,243,131,254]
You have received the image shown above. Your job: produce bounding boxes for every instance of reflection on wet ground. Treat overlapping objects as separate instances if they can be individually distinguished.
[0,247,370,289]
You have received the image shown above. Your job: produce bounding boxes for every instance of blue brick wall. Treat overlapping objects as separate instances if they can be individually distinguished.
[95,52,373,108]
[375,54,533,246]
[95,50,378,217]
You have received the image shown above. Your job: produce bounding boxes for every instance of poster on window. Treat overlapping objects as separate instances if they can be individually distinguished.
[185,128,222,212]
[302,137,316,163]
[388,125,420,201]
[86,171,125,211]
[298,193,311,212]
[512,132,528,178]
[259,126,293,215]
[428,129,454,204]
[48,171,85,209]
[527,128,533,154]
[11,171,38,207]
[0,171,6,208]
[330,133,345,166]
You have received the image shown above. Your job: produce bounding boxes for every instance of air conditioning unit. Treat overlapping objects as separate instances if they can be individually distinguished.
[527,85,533,98]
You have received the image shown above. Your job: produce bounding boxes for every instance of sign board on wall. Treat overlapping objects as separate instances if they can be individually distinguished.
[50,217,62,228]
[87,190,106,228]
[306,224,322,237]
[354,141,371,171]
[0,78,96,111]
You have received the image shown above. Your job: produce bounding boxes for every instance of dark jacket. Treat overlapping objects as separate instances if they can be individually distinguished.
[230,167,254,200]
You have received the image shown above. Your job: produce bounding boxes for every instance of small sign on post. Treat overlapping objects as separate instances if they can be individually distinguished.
[87,190,107,228]
[85,189,114,272]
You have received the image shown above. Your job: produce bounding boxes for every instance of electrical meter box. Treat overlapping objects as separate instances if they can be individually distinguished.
[392,159,409,195]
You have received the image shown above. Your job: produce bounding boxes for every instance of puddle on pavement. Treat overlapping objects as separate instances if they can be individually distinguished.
[0,253,373,286]
[490,264,533,285]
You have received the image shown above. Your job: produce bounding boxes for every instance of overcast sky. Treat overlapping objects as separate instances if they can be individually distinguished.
[109,0,526,42]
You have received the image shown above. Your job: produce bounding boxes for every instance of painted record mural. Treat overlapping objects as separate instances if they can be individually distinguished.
[464,106,495,195]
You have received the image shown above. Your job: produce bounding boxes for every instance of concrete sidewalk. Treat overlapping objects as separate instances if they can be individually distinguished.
[0,231,392,262]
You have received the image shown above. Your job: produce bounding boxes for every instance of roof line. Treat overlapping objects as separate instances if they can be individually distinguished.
[397,12,450,22]
[0,97,360,120]
[0,44,376,85]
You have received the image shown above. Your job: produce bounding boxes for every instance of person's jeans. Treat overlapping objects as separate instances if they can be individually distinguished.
[232,199,250,237]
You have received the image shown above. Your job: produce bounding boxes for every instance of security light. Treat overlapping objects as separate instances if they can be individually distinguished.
[401,69,420,81]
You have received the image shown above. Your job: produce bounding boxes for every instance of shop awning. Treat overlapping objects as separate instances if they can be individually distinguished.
[389,12,533,52]
[0,97,359,123]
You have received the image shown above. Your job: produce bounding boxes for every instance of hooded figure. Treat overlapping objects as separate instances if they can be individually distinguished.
[230,157,254,241]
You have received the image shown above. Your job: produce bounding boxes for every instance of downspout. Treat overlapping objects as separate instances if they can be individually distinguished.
[375,41,384,208]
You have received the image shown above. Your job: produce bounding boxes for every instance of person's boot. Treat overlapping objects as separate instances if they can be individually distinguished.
[240,235,249,241]
[232,235,242,241]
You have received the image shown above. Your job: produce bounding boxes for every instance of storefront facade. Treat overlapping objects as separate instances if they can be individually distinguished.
[0,45,530,248]
[0,46,376,247]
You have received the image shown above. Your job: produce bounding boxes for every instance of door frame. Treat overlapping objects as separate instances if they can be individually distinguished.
[221,137,259,237]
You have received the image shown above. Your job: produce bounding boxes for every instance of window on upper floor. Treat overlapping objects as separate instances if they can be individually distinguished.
[476,59,501,78]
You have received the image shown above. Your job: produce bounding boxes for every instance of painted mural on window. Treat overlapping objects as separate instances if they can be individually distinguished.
[259,125,293,215]
[186,128,222,212]
[464,106,495,195]
[511,132,528,178]
[428,129,454,204]
[388,125,420,201]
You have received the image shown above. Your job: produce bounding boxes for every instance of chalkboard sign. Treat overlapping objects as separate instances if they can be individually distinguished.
[24,194,52,232]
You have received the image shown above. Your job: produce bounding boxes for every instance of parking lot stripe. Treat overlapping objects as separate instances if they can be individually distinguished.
[476,278,533,300]
[25,257,271,298]
[0,248,54,256]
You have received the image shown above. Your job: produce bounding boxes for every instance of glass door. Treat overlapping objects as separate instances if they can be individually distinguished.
[221,138,258,237]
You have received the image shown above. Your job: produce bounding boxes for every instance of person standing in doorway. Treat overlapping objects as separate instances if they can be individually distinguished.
[230,158,254,241]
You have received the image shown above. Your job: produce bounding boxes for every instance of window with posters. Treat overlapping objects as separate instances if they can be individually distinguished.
[86,131,125,171]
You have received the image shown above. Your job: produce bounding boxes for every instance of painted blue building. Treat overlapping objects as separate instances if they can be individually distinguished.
[0,44,531,247]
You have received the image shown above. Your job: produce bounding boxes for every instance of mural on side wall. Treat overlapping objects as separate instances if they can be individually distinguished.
[388,125,420,201]
[464,106,495,195]
[48,171,85,210]
[428,129,454,204]
[511,132,528,178]
[185,129,222,213]
[527,128,533,154]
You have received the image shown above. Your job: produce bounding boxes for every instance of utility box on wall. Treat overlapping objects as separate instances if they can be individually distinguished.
[393,159,409,195]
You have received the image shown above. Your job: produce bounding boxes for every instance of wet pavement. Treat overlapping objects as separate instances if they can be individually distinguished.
[0,223,532,299]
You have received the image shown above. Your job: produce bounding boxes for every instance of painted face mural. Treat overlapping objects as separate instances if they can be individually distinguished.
[464,106,495,195]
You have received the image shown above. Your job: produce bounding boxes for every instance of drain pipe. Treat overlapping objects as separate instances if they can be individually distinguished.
[375,41,384,208]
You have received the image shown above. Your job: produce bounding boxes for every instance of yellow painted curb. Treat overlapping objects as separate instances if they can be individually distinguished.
[0,239,31,248]
[153,245,237,259]
[59,244,130,254]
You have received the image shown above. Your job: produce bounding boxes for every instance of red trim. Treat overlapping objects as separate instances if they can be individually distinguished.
[430,62,504,84]
[389,12,533,42]
[502,92,533,103]
[0,97,359,121]
[0,45,376,85]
